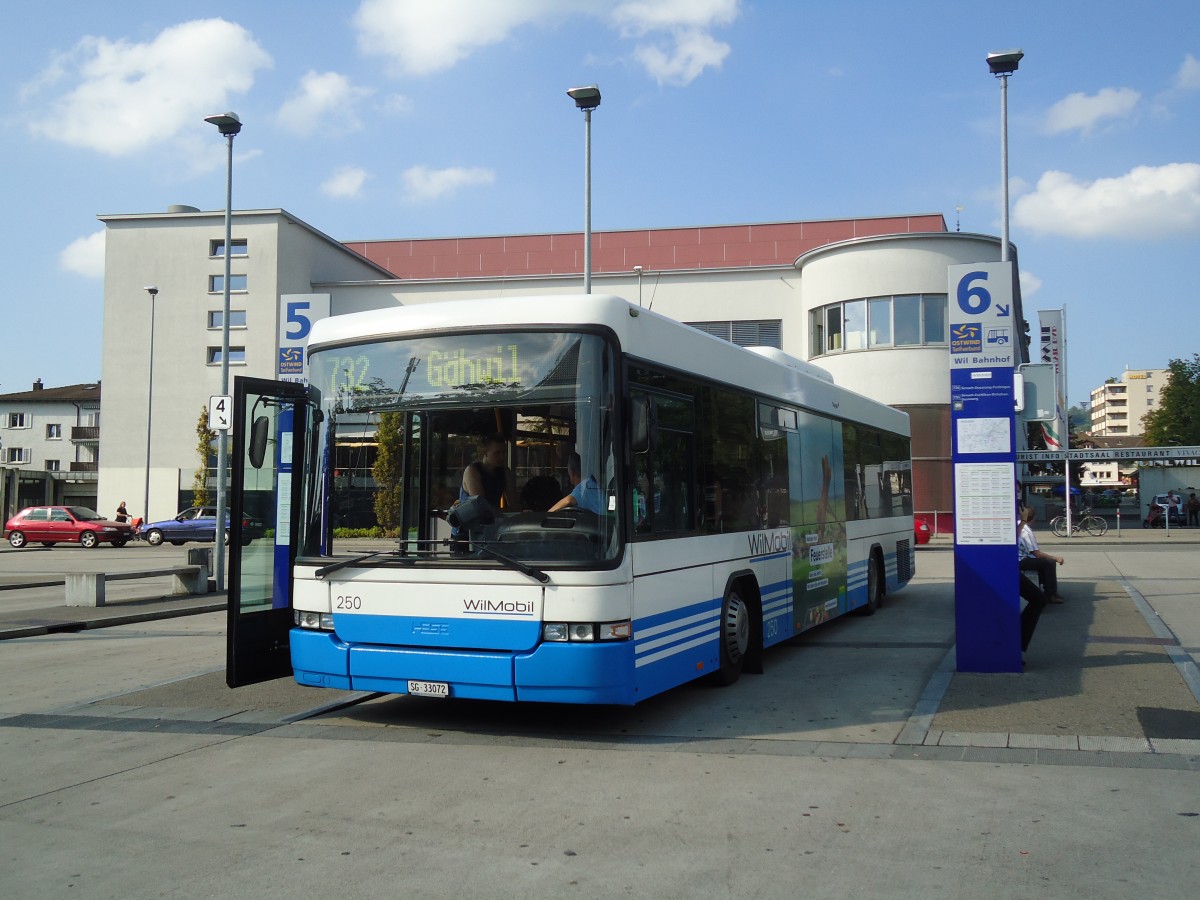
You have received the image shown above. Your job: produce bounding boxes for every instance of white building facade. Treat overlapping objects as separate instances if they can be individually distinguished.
[96,207,1024,528]
[0,380,102,519]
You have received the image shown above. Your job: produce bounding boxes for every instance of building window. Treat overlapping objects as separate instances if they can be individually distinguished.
[46,459,60,471]
[685,319,782,349]
[207,346,247,365]
[46,423,62,439]
[809,294,948,358]
[210,239,248,257]
[209,274,248,293]
[4,447,30,464]
[208,310,247,329]
[7,412,29,429]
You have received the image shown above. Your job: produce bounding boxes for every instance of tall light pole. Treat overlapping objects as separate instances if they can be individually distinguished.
[143,286,159,526]
[987,49,1023,262]
[566,85,601,293]
[205,111,242,591]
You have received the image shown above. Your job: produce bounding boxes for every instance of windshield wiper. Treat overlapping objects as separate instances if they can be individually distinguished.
[314,549,406,578]
[476,544,550,584]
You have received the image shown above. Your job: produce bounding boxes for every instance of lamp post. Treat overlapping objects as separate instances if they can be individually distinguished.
[566,85,601,293]
[987,49,1023,263]
[204,111,242,591]
[142,286,159,526]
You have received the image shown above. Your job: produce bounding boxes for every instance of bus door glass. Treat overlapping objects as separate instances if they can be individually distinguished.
[227,376,312,688]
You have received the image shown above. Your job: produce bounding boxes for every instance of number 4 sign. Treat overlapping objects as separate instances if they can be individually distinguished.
[210,395,232,431]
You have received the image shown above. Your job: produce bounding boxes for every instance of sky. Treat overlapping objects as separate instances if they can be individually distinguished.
[3,0,1198,408]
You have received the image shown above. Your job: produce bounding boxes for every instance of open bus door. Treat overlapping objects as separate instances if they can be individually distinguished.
[226,376,313,687]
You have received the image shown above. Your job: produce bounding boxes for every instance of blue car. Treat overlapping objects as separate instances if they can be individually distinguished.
[139,506,261,546]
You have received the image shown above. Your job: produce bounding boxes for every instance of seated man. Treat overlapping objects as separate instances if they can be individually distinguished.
[1018,506,1064,603]
[550,452,605,515]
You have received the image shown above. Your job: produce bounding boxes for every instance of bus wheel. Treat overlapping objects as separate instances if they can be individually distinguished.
[715,586,751,685]
[856,552,883,616]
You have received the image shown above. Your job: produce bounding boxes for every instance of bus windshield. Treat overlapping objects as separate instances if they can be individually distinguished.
[303,330,619,568]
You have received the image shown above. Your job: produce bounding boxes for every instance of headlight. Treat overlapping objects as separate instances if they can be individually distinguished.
[568,623,596,642]
[542,620,631,642]
[294,611,335,631]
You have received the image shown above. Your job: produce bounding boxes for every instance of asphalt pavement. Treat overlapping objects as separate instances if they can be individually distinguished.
[2,531,1199,897]
[1,529,1198,759]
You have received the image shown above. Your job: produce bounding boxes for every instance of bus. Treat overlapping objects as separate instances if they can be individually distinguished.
[228,294,915,703]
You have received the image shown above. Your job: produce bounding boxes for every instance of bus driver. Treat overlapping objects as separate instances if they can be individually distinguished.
[550,452,605,515]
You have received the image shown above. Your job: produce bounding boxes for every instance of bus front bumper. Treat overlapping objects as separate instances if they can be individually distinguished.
[290,628,639,705]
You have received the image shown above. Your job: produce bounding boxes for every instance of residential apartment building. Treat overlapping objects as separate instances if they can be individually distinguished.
[1088,369,1166,437]
[0,380,101,519]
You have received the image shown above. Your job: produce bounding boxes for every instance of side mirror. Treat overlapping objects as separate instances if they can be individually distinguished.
[248,416,270,468]
[631,395,653,454]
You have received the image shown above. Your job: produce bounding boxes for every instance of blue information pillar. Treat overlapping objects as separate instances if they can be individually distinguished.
[947,263,1020,673]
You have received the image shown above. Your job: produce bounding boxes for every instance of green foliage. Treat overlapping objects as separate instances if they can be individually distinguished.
[371,412,405,530]
[193,406,217,507]
[1142,354,1200,446]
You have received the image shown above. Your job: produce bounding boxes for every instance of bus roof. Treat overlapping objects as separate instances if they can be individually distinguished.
[306,294,908,436]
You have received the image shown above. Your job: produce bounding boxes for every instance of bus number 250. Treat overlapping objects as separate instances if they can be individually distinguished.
[335,595,362,610]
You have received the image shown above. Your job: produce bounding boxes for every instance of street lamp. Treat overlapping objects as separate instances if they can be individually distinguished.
[566,85,601,293]
[987,49,1023,263]
[143,286,159,527]
[205,110,242,592]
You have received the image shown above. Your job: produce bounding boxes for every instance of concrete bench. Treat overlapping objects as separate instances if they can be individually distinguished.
[65,560,210,608]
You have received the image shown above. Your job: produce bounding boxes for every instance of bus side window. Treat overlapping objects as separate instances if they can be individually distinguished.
[632,390,695,538]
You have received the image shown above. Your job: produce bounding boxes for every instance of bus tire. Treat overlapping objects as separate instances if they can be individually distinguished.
[855,550,884,616]
[714,583,753,685]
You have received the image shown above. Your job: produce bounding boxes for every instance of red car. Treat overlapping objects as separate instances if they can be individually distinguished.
[914,516,932,545]
[4,505,135,549]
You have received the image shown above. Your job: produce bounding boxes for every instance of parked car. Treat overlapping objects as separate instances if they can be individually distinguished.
[138,506,262,546]
[4,505,135,548]
[913,516,932,545]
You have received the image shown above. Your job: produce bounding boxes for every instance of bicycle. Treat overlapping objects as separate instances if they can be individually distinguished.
[1050,507,1107,537]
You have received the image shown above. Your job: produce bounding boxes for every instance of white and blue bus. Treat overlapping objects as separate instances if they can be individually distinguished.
[227,294,915,702]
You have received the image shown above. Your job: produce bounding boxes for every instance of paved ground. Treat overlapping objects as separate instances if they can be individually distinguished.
[1,531,1198,897]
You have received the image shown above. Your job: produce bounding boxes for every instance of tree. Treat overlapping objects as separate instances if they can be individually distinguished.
[193,406,217,507]
[1142,354,1200,446]
[372,412,405,532]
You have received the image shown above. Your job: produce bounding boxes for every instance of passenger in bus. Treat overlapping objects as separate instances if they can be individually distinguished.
[550,452,605,515]
[456,433,515,513]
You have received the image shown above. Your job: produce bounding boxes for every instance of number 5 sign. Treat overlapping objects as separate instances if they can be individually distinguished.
[947,262,1015,369]
[277,293,330,382]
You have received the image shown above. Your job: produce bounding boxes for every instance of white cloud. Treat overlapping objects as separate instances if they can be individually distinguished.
[1043,87,1140,136]
[1013,164,1200,239]
[277,71,372,136]
[60,231,106,278]
[631,28,730,86]
[353,0,740,86]
[1019,270,1042,298]
[322,166,371,199]
[354,0,574,76]
[402,164,495,202]
[376,93,414,115]
[1175,54,1200,91]
[611,0,739,34]
[24,19,271,157]
[612,0,738,85]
